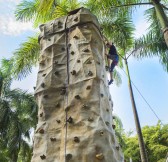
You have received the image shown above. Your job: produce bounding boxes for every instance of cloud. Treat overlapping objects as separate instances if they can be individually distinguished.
[0,15,35,36]
[0,0,36,36]
[0,0,21,5]
[134,19,150,38]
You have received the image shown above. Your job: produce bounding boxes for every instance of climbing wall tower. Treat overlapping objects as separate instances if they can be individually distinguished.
[32,8,123,162]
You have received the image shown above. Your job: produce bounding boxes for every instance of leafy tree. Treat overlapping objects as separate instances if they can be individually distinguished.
[113,114,126,148]
[0,59,38,162]
[89,0,168,46]
[123,123,168,162]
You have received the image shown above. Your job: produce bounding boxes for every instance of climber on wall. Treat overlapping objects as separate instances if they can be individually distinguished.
[106,42,119,85]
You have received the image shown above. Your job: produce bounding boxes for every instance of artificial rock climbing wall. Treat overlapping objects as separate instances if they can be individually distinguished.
[32,8,123,162]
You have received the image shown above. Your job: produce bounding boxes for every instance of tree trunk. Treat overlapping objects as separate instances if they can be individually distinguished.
[11,152,18,162]
[31,8,123,162]
[152,0,168,47]
[124,59,148,162]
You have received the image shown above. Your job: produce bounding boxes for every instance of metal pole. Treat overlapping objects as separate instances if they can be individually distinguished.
[124,58,148,162]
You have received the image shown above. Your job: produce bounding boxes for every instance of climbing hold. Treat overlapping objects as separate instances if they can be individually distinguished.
[58,21,62,28]
[61,47,65,51]
[88,117,94,122]
[105,121,109,126]
[48,38,51,41]
[56,119,61,123]
[67,116,73,123]
[50,137,56,141]
[106,108,109,112]
[86,85,91,90]
[100,130,104,136]
[41,83,45,88]
[33,87,36,90]
[73,35,79,39]
[39,24,44,32]
[39,129,44,134]
[39,62,45,66]
[74,136,80,143]
[96,153,104,160]
[74,16,78,22]
[42,73,46,77]
[105,65,109,71]
[82,104,90,109]
[68,43,71,47]
[66,154,72,161]
[43,95,48,99]
[60,88,66,95]
[97,61,100,65]
[54,61,58,64]
[54,71,59,75]
[75,95,80,100]
[40,154,46,160]
[100,94,104,97]
[116,146,120,150]
[71,51,75,55]
[40,112,43,117]
[65,106,70,112]
[56,103,60,108]
[71,70,76,75]
[112,124,116,129]
[77,59,81,63]
[83,49,90,52]
[88,71,93,76]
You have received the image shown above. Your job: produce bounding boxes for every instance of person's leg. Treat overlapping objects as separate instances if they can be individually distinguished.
[109,61,116,72]
[108,71,113,85]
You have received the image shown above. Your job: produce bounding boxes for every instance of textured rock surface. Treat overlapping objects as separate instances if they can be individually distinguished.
[32,8,123,162]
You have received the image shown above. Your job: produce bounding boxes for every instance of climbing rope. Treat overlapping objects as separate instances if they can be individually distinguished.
[121,66,163,125]
[64,15,69,162]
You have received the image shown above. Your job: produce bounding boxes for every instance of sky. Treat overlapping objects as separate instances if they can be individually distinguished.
[0,0,168,132]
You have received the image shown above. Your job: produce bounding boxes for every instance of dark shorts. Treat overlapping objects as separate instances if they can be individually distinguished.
[107,54,119,64]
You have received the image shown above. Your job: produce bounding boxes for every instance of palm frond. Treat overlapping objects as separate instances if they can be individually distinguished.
[0,59,13,96]
[15,0,39,22]
[113,70,122,86]
[0,87,37,161]
[15,0,81,27]
[53,0,81,19]
[99,13,135,51]
[133,30,168,71]
[11,35,39,79]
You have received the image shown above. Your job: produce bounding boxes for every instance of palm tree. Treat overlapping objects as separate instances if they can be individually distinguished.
[113,114,126,149]
[91,0,168,46]
[86,0,168,71]
[0,59,38,162]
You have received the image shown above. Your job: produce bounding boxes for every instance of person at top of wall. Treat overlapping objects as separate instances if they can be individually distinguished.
[106,42,119,85]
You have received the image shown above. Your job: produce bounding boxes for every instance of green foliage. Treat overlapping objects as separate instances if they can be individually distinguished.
[113,114,126,148]
[123,123,168,162]
[133,6,168,71]
[15,0,81,27]
[0,65,38,161]
[11,35,40,79]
